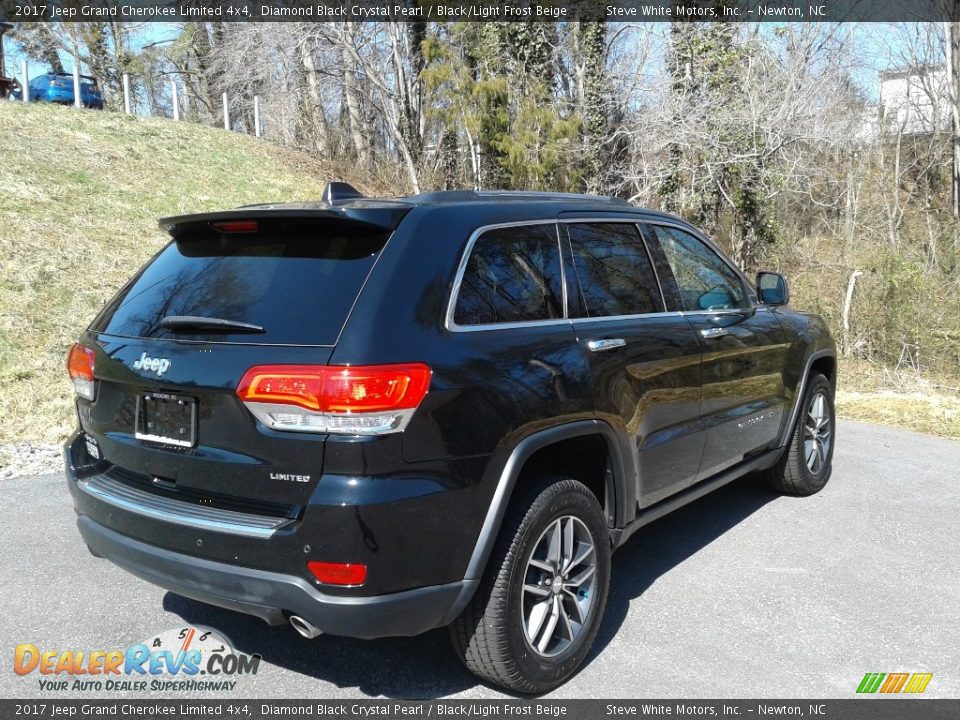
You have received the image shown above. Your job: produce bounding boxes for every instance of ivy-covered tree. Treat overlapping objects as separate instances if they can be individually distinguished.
[423,21,581,191]
[662,20,777,269]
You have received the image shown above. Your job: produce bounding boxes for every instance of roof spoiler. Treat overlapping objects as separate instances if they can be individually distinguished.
[160,182,410,236]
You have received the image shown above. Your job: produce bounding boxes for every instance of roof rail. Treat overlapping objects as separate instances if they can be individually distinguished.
[408,189,630,205]
[476,190,630,205]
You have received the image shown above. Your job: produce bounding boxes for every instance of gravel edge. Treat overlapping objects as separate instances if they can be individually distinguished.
[0,443,63,481]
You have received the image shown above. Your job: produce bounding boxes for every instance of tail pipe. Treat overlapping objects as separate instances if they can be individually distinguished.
[288,615,322,639]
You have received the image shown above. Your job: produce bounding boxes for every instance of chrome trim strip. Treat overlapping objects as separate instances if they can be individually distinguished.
[556,222,569,319]
[680,309,755,317]
[445,215,763,332]
[445,219,566,333]
[446,318,573,333]
[243,401,416,435]
[571,310,685,324]
[78,474,290,539]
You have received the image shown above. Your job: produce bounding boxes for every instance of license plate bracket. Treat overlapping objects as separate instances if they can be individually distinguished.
[135,393,197,448]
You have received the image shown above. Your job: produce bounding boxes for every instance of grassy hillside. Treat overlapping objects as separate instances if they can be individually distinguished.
[0,101,385,449]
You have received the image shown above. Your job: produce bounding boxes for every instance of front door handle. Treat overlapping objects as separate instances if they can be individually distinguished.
[587,338,626,352]
[701,327,729,339]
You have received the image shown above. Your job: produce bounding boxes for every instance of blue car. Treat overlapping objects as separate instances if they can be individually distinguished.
[11,72,104,109]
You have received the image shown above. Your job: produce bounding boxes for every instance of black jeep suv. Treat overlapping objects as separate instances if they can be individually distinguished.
[65,184,836,692]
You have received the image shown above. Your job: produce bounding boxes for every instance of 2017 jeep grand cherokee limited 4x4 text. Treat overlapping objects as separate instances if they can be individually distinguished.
[65,184,836,693]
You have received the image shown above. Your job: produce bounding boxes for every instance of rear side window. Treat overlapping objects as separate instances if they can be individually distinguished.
[91,224,388,345]
[567,223,664,317]
[453,224,564,326]
[648,225,749,311]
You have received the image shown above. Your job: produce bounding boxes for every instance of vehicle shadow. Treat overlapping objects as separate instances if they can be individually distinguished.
[588,473,780,661]
[164,473,778,699]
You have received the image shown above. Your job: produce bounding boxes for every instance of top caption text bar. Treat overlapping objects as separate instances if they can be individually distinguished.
[2,0,960,23]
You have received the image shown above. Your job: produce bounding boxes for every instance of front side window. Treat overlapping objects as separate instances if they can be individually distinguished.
[453,224,564,326]
[649,225,749,311]
[567,223,664,317]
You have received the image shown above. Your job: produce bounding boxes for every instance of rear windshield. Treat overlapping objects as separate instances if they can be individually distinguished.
[90,224,388,345]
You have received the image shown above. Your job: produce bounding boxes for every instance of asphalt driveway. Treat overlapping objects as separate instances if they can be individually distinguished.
[2,420,957,699]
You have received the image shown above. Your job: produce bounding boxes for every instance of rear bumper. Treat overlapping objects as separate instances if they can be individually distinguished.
[77,514,476,639]
[64,431,483,638]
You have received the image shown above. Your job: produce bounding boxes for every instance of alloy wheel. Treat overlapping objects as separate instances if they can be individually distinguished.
[803,391,832,475]
[521,515,597,658]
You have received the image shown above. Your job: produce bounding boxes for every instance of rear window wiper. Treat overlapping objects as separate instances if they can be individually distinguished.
[158,315,265,333]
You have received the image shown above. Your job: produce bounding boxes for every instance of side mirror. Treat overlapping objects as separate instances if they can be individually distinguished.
[757,271,789,306]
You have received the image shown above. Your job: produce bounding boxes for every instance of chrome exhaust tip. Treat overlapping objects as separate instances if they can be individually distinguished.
[289,615,322,639]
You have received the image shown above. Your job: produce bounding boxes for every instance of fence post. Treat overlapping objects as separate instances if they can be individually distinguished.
[222,92,230,131]
[123,73,131,114]
[171,79,180,121]
[73,62,81,108]
[254,95,261,138]
[21,60,28,102]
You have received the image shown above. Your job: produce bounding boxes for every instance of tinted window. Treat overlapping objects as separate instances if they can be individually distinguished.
[567,223,663,317]
[650,226,749,311]
[91,226,388,345]
[454,224,564,326]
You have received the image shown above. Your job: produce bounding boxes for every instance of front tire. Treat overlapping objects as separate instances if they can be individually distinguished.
[449,475,610,693]
[765,372,835,495]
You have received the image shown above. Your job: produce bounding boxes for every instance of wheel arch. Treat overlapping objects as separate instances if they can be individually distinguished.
[777,349,837,448]
[462,420,628,584]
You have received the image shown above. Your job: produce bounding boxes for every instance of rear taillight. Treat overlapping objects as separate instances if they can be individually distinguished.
[67,344,96,401]
[237,363,431,435]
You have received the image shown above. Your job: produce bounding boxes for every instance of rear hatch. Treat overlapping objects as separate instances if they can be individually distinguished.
[77,205,406,512]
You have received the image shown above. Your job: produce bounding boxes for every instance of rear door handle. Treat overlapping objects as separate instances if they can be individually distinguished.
[587,338,626,352]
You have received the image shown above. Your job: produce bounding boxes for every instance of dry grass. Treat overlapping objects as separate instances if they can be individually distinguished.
[0,101,385,453]
[835,357,960,440]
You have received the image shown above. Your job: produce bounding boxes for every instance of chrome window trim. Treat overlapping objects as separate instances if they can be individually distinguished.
[568,308,762,325]
[445,214,764,333]
[445,219,568,333]
[570,310,685,324]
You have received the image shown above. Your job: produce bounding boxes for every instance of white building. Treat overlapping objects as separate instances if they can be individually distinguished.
[877,65,951,136]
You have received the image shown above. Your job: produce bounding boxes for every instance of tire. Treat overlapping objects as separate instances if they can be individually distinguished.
[449,475,611,694]
[764,372,835,496]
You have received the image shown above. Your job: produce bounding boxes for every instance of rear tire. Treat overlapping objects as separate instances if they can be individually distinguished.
[449,475,610,694]
[765,372,835,496]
